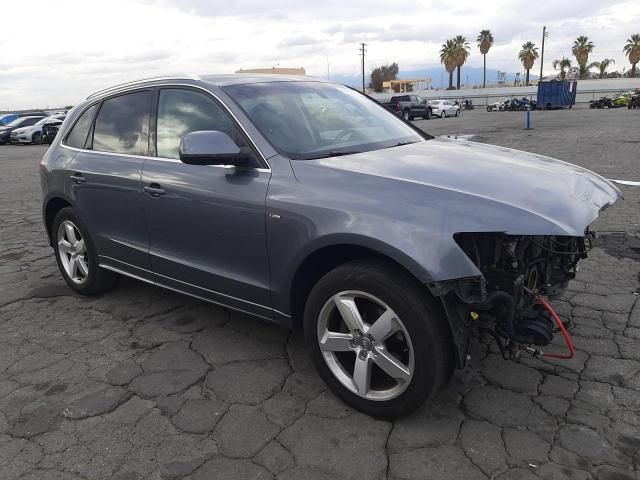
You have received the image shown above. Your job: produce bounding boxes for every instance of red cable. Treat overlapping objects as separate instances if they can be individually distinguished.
[537,296,575,359]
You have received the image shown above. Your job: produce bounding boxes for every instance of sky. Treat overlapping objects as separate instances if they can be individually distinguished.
[0,0,638,109]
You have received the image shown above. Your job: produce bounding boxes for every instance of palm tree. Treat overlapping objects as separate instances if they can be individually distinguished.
[623,34,640,77]
[572,36,595,79]
[518,42,539,86]
[588,58,615,79]
[440,39,457,89]
[552,58,573,80]
[453,35,471,89]
[477,30,494,88]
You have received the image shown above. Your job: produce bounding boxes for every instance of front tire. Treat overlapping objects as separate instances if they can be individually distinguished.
[52,207,118,295]
[303,259,454,418]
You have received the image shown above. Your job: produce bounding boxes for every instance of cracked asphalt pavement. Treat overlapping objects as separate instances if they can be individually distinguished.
[1,106,639,479]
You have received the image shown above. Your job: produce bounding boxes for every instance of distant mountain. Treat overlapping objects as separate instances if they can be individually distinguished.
[330,66,538,90]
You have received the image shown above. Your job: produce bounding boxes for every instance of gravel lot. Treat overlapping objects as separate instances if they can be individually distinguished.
[1,106,639,480]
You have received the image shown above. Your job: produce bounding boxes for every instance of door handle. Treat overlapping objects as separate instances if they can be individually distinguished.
[70,173,86,184]
[144,184,166,197]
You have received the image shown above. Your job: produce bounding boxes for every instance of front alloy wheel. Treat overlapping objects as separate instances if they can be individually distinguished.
[304,259,454,418]
[317,291,414,401]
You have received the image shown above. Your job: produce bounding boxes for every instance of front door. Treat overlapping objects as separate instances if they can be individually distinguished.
[141,87,273,319]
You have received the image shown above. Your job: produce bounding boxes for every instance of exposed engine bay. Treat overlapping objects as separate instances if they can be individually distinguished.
[436,232,592,366]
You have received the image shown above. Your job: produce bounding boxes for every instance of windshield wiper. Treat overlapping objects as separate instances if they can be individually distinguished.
[383,141,418,149]
[296,150,363,160]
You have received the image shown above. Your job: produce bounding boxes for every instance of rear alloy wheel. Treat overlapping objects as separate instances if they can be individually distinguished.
[52,207,118,295]
[403,109,411,121]
[440,111,446,119]
[304,259,454,418]
[57,220,90,285]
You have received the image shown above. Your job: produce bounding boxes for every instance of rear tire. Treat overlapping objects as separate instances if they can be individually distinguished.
[32,132,42,145]
[303,259,454,418]
[440,111,446,119]
[52,207,119,296]
[403,109,411,121]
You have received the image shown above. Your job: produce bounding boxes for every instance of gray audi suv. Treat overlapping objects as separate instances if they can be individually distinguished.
[40,74,620,417]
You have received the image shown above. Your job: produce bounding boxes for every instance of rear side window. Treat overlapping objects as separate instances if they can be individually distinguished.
[66,105,98,149]
[156,88,240,159]
[93,91,151,155]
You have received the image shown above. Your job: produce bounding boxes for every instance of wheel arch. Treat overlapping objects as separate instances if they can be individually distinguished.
[44,195,73,245]
[286,235,434,330]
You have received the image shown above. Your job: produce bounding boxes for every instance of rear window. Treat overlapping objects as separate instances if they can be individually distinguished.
[65,104,98,149]
[93,91,151,156]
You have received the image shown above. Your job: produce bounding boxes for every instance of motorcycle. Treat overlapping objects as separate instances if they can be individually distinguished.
[590,96,613,109]
[487,100,506,112]
[508,98,525,111]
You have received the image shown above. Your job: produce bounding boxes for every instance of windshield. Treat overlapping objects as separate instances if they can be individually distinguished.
[0,115,17,126]
[35,117,51,125]
[7,117,30,127]
[223,82,426,160]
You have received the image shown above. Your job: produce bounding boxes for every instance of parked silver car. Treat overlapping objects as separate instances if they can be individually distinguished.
[11,114,66,144]
[428,99,460,118]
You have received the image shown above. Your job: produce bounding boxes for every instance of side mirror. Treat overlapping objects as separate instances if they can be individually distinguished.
[179,130,245,166]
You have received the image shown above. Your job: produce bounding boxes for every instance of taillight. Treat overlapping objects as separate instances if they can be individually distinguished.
[396,101,401,111]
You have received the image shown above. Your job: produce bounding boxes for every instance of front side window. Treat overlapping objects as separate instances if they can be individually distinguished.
[9,117,39,127]
[66,104,98,149]
[156,88,239,159]
[224,82,425,160]
[93,91,150,155]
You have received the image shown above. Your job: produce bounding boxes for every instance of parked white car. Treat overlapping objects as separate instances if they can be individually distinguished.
[10,114,66,144]
[428,100,460,118]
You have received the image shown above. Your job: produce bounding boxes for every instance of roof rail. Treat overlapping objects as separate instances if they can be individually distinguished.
[86,74,201,99]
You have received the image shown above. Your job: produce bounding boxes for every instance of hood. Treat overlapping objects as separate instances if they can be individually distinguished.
[301,138,621,236]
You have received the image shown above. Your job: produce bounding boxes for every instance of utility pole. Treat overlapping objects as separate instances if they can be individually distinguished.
[539,26,548,81]
[359,43,367,93]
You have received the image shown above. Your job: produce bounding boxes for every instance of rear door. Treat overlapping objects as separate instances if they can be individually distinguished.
[65,90,152,277]
[141,87,273,319]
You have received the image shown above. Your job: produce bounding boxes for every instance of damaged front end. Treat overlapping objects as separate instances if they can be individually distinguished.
[433,231,593,367]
